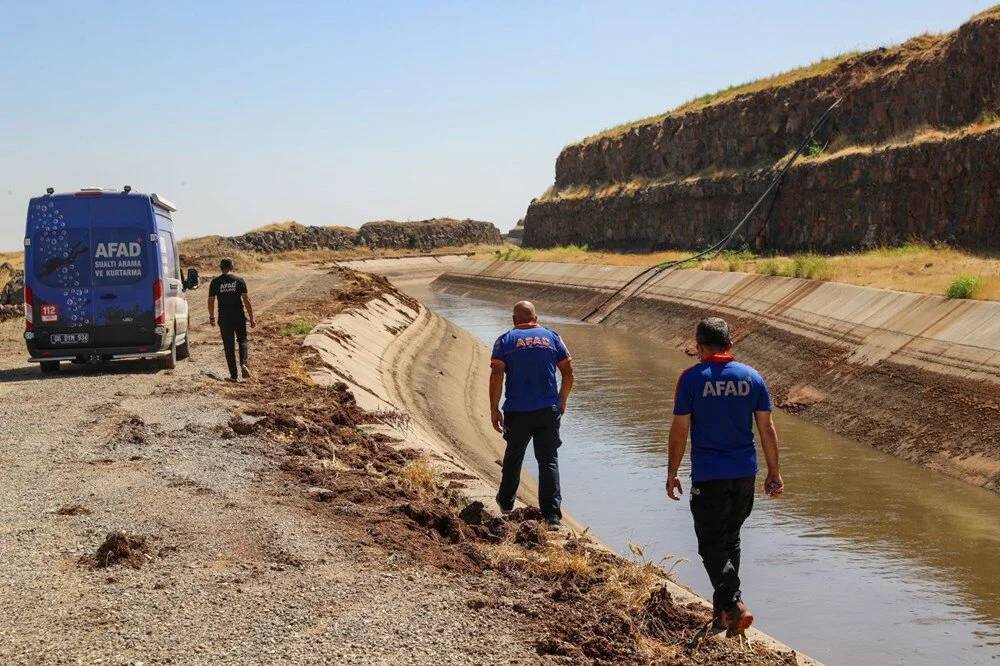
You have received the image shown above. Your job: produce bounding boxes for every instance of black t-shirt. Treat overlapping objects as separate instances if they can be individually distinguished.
[209,273,248,322]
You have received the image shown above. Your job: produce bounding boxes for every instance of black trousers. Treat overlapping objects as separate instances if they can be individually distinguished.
[497,407,562,519]
[690,475,755,611]
[219,318,248,380]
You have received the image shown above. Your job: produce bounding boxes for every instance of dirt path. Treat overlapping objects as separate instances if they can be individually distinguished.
[0,264,537,664]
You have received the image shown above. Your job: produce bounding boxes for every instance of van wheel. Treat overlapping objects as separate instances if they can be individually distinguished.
[176,320,191,360]
[159,338,177,371]
[40,361,60,374]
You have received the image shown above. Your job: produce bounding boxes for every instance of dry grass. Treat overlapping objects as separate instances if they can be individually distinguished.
[0,250,23,269]
[477,538,593,579]
[495,243,1000,300]
[287,355,314,385]
[249,220,306,233]
[177,235,262,273]
[399,457,441,496]
[484,244,691,267]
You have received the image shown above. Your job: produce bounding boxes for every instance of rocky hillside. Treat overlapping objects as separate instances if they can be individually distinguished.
[358,218,502,251]
[225,219,502,254]
[524,7,1000,252]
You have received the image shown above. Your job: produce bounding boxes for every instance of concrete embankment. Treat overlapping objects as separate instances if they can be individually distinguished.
[435,259,1000,493]
[318,263,816,662]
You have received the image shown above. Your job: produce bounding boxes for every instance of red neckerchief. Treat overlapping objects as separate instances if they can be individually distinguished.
[702,353,735,363]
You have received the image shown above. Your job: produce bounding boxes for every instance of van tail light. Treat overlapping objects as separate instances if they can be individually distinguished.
[24,285,33,331]
[153,280,164,325]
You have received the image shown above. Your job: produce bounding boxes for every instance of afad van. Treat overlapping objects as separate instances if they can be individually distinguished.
[23,187,199,373]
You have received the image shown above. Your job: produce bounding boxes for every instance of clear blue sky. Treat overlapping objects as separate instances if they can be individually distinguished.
[0,1,993,248]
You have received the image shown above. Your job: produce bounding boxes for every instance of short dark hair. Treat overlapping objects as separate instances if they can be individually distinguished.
[696,317,731,347]
[220,257,234,272]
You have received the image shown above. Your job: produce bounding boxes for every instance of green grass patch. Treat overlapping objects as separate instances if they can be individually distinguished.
[283,319,317,336]
[495,247,535,262]
[945,275,982,299]
[752,255,833,280]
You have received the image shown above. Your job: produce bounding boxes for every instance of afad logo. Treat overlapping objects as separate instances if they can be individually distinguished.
[94,241,142,258]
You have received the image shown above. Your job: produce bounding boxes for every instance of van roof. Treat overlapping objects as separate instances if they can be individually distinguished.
[34,189,177,212]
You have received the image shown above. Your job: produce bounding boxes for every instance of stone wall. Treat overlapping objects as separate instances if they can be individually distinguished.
[225,220,502,254]
[525,10,1000,252]
[228,226,357,253]
[357,219,502,251]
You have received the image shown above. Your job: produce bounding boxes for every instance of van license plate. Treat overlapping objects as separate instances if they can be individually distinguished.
[50,333,89,345]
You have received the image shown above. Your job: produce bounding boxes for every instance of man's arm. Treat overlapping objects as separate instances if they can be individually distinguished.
[754,410,784,496]
[666,414,690,500]
[489,365,505,433]
[241,293,255,327]
[208,295,216,326]
[557,360,574,414]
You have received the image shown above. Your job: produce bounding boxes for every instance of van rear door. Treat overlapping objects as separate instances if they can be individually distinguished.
[27,194,157,351]
[27,196,96,349]
[90,197,157,348]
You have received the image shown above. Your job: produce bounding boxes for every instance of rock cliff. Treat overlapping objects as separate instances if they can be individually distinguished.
[525,8,1000,251]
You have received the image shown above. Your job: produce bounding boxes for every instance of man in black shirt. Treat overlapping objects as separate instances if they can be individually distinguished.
[208,257,255,382]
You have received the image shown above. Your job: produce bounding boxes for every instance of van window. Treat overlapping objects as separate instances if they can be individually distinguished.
[93,227,149,286]
[159,230,180,279]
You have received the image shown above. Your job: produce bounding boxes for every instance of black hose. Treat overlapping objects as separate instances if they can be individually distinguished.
[581,97,842,322]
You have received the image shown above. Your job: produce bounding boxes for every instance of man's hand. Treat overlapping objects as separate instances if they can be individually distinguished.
[765,470,784,497]
[249,317,256,328]
[491,408,504,434]
[559,397,568,415]
[666,476,683,500]
[209,317,216,327]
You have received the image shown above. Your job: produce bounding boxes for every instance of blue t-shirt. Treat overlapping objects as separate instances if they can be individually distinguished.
[491,325,571,412]
[673,355,772,482]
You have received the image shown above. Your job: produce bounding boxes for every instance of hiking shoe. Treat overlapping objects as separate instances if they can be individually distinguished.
[241,364,252,379]
[544,516,562,530]
[720,600,753,633]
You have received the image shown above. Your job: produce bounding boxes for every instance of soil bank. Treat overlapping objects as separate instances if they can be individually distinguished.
[330,259,816,662]
[429,258,1000,494]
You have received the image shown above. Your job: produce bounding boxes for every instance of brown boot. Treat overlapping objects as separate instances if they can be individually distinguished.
[720,599,753,633]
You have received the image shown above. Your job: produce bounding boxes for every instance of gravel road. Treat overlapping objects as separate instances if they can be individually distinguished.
[0,265,540,664]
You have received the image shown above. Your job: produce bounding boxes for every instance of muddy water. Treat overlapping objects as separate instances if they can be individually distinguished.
[407,282,1000,666]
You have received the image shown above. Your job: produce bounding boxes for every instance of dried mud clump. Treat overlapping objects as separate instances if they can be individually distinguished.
[80,531,153,569]
[54,504,91,516]
[107,415,160,449]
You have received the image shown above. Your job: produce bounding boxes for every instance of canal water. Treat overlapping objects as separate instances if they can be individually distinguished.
[407,282,1000,665]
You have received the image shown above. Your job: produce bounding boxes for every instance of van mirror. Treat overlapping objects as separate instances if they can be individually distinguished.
[183,267,201,290]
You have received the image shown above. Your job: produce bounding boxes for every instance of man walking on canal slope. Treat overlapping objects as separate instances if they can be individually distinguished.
[666,317,783,634]
[490,301,574,529]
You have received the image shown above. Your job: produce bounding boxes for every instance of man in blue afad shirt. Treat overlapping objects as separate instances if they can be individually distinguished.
[490,301,574,528]
[666,317,784,634]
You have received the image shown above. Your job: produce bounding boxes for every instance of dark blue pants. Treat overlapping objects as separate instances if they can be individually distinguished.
[690,475,756,612]
[219,318,248,380]
[497,407,562,519]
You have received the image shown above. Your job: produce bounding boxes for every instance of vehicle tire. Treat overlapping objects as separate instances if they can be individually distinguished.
[40,361,60,374]
[159,337,177,371]
[176,317,191,361]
